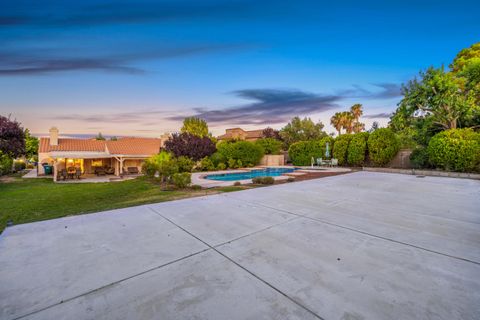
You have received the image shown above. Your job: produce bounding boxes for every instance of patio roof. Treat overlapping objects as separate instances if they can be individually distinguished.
[50,151,111,159]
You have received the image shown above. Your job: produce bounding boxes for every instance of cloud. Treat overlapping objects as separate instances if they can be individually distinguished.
[0,1,256,28]
[169,84,402,125]
[51,110,171,124]
[0,44,249,75]
[363,112,392,119]
[370,83,402,99]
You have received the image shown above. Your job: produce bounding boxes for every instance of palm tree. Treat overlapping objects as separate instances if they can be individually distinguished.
[330,113,343,135]
[353,122,365,133]
[350,104,363,122]
[340,111,354,134]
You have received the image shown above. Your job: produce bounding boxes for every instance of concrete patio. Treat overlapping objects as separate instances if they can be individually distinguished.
[1,171,479,319]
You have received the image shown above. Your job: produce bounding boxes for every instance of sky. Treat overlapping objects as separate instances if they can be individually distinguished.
[1,0,479,137]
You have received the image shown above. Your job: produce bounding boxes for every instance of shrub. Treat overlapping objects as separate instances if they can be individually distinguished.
[347,132,369,166]
[199,157,215,171]
[175,156,195,173]
[233,181,241,186]
[217,140,264,167]
[288,137,333,166]
[252,176,275,184]
[333,135,352,166]
[227,158,238,169]
[427,128,480,172]
[191,184,202,190]
[0,153,13,176]
[14,160,26,171]
[287,177,295,182]
[410,147,430,169]
[367,128,400,166]
[255,138,283,155]
[209,152,226,166]
[171,172,192,188]
[216,163,226,170]
[142,151,178,181]
[164,132,216,161]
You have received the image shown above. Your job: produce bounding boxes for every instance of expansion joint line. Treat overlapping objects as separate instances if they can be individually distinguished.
[148,206,325,320]
[226,195,480,266]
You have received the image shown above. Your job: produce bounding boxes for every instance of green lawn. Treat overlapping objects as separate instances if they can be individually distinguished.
[0,175,250,233]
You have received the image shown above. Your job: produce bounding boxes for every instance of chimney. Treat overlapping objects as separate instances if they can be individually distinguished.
[49,127,59,146]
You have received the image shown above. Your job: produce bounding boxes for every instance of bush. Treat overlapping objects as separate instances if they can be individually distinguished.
[333,135,352,166]
[171,172,192,188]
[367,128,400,166]
[199,157,215,171]
[216,163,226,170]
[164,132,216,161]
[142,151,178,181]
[287,177,295,182]
[0,153,13,176]
[427,128,480,172]
[217,140,265,167]
[209,152,226,166]
[347,132,369,166]
[191,184,202,190]
[410,147,430,169]
[255,138,283,155]
[233,181,241,186]
[14,160,26,172]
[288,137,333,166]
[252,176,275,184]
[227,158,238,169]
[175,156,194,173]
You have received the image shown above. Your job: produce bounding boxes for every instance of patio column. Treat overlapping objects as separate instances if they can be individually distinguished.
[53,160,58,182]
[119,158,124,175]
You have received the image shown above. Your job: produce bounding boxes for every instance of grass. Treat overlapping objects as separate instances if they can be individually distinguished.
[0,174,253,233]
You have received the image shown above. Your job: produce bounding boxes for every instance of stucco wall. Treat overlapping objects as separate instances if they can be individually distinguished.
[260,155,285,166]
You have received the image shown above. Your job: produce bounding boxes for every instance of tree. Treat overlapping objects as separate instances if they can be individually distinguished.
[369,121,379,132]
[279,117,326,147]
[95,132,106,140]
[181,117,209,138]
[255,138,283,155]
[330,113,343,135]
[24,129,39,161]
[0,115,25,158]
[262,127,282,140]
[164,132,216,161]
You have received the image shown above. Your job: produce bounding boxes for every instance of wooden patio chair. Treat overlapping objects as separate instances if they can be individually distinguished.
[127,167,139,175]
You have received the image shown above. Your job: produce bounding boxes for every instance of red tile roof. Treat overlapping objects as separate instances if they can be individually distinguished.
[39,137,162,156]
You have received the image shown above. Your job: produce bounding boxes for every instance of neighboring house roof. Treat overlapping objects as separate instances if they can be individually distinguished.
[39,137,162,156]
[218,128,265,140]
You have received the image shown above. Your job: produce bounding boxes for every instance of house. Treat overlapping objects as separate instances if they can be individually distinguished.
[217,127,264,141]
[38,127,169,181]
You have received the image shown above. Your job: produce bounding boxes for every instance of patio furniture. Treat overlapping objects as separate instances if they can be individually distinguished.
[316,158,323,166]
[75,168,82,179]
[67,167,76,179]
[58,169,67,181]
[95,167,106,176]
[331,158,338,167]
[127,167,139,175]
[105,167,115,175]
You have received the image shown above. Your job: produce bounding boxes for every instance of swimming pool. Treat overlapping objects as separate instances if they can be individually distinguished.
[205,167,297,181]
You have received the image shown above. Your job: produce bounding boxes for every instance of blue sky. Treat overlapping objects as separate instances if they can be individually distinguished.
[1,0,479,136]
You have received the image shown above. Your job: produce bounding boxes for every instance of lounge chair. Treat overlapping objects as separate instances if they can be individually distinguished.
[58,169,67,181]
[75,168,82,179]
[316,158,323,166]
[127,167,139,175]
[105,167,115,175]
[95,167,106,176]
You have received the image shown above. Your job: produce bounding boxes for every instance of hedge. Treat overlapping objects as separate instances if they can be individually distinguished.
[347,132,369,166]
[367,128,400,166]
[427,128,480,172]
[254,138,283,155]
[288,137,334,166]
[217,140,264,167]
[333,135,352,166]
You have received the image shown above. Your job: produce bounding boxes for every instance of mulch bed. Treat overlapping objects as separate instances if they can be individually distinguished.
[279,170,355,184]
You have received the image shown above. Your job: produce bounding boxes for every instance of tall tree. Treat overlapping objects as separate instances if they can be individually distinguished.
[24,129,39,160]
[95,132,106,140]
[279,116,326,147]
[330,113,343,136]
[164,132,216,161]
[0,115,25,158]
[262,127,282,140]
[350,104,363,122]
[181,117,209,138]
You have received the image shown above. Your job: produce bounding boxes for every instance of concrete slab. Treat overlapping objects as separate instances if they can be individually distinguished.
[1,171,479,319]
[148,195,295,246]
[0,206,208,320]
[218,218,480,319]
[226,172,480,263]
[22,250,317,320]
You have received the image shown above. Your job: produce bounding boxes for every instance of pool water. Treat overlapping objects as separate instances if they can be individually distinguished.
[205,167,296,181]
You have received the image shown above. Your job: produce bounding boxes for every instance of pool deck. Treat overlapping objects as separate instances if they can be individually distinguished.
[1,171,479,319]
[192,166,351,187]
